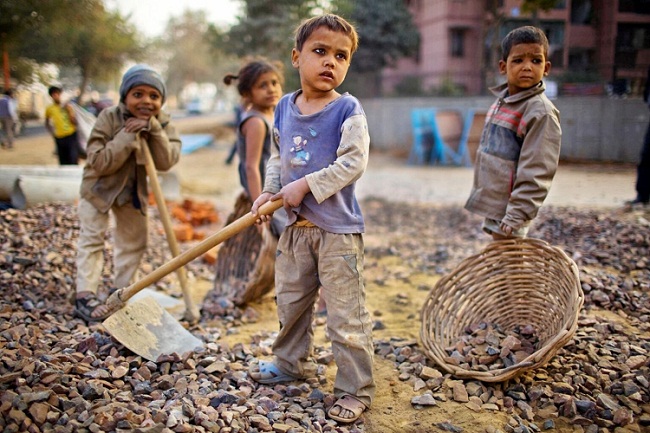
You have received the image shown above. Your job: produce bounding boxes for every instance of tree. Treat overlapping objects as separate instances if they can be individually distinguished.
[223,0,323,91]
[480,0,562,94]
[0,0,62,88]
[337,0,419,73]
[481,0,507,94]
[3,0,141,100]
[160,10,236,104]
[334,0,420,97]
[222,0,419,96]
[521,0,561,27]
[66,4,142,101]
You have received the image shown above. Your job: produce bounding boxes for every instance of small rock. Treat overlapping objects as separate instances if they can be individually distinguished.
[411,394,437,406]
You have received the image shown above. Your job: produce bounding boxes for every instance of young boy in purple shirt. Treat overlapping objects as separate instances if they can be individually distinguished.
[248,14,374,424]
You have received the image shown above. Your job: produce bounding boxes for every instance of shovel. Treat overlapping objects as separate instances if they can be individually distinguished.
[141,141,200,323]
[102,198,283,360]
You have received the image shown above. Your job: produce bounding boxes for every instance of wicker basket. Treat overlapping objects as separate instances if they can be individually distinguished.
[209,192,277,306]
[420,238,583,382]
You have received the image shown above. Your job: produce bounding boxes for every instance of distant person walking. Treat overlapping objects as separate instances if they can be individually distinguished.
[626,66,650,208]
[0,89,19,149]
[45,86,79,165]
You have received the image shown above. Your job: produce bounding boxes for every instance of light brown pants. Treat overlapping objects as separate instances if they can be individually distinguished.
[272,225,375,408]
[76,198,147,295]
[0,118,15,147]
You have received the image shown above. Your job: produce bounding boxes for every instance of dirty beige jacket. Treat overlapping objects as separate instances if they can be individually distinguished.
[465,82,561,229]
[79,104,181,214]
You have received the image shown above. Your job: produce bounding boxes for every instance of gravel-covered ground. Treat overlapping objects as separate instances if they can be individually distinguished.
[1,119,648,432]
[1,198,648,433]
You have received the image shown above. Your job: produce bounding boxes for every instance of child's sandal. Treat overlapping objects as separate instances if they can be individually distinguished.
[248,360,299,384]
[74,294,111,322]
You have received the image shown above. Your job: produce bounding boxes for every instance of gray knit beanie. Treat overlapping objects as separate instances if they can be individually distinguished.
[119,64,167,104]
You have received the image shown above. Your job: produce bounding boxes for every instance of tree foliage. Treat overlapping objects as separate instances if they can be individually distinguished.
[224,0,319,59]
[222,0,326,91]
[2,0,141,99]
[0,1,60,48]
[1,0,61,86]
[479,0,562,93]
[336,0,419,73]
[221,0,420,96]
[163,11,220,97]
[521,0,561,15]
[521,0,562,27]
[161,10,239,102]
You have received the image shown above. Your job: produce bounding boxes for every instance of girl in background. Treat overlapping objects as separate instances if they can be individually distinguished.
[205,58,286,308]
[225,58,284,210]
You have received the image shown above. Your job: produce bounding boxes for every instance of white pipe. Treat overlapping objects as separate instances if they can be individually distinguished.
[0,165,82,200]
[0,165,181,204]
[11,175,81,209]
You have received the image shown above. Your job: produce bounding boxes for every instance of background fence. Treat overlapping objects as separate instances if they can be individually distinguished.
[362,96,649,164]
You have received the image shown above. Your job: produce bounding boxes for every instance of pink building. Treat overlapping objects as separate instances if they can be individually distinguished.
[381,0,650,96]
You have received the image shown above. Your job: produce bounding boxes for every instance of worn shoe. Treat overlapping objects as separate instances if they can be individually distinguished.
[328,395,367,424]
[625,198,649,209]
[74,293,113,322]
[248,360,299,384]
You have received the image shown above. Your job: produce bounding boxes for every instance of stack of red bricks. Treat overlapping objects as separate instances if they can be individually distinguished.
[167,198,219,242]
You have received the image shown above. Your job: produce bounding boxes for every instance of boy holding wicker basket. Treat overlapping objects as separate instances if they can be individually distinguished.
[465,26,562,240]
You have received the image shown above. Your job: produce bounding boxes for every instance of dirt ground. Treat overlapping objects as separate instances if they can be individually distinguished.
[2,115,644,433]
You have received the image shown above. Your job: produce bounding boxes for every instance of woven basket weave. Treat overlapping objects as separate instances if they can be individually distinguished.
[210,192,277,306]
[420,238,583,382]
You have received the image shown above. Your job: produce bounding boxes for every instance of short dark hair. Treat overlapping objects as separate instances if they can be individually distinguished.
[501,26,549,61]
[48,86,62,97]
[294,14,359,55]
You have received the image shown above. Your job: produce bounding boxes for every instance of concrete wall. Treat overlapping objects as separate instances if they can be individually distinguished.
[362,96,649,164]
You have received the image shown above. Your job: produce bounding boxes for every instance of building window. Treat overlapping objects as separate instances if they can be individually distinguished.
[450,29,465,58]
[571,0,592,24]
[619,0,650,14]
[615,24,650,68]
[568,48,595,71]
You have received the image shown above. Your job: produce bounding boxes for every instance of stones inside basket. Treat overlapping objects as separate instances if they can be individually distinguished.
[443,322,539,372]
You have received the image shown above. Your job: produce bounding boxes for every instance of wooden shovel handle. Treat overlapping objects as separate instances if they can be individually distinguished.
[107,198,283,308]
[141,142,199,322]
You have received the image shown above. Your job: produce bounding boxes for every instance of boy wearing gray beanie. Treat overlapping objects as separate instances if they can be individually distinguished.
[119,64,167,104]
[74,64,182,322]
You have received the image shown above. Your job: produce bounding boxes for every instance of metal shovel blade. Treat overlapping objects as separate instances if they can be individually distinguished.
[103,296,203,361]
[101,199,283,361]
